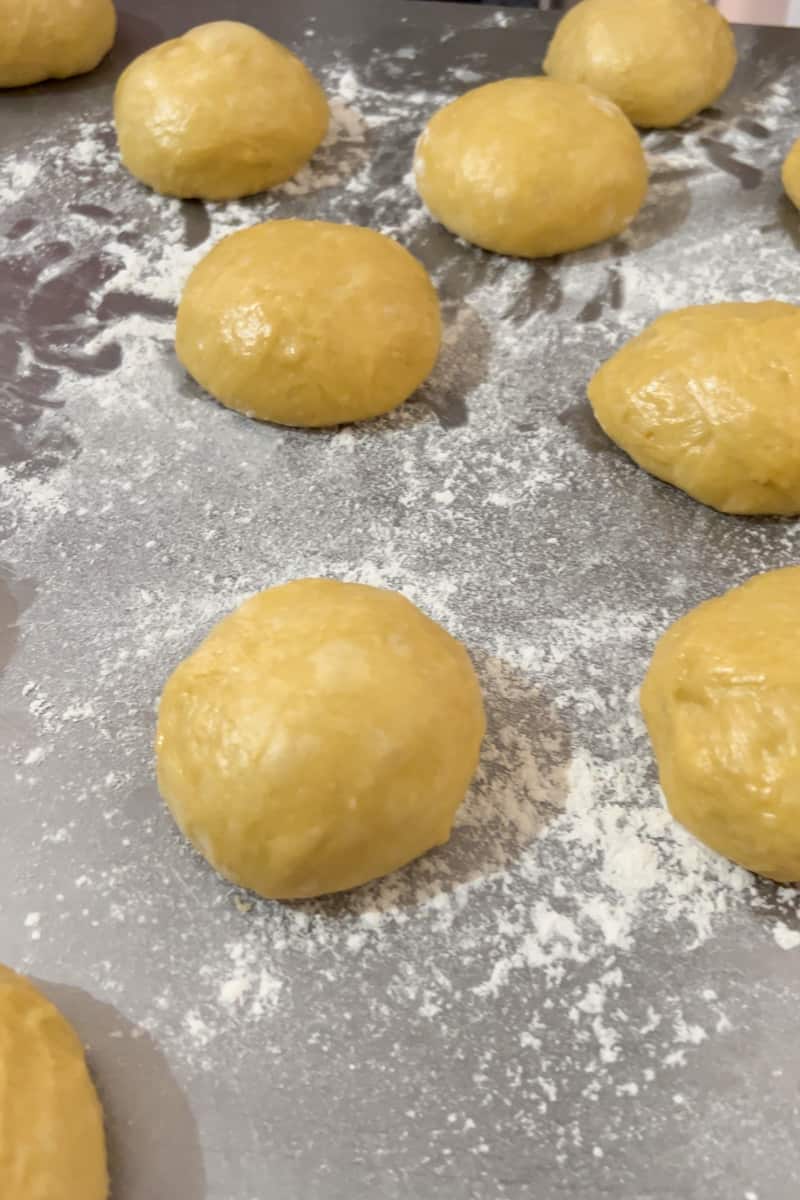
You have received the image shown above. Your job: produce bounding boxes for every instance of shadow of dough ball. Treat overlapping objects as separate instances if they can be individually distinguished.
[156,579,486,900]
[113,21,328,199]
[0,0,116,87]
[543,0,737,129]
[413,77,647,259]
[641,567,800,882]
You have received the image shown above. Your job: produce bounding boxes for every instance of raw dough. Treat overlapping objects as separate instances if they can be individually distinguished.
[413,77,647,258]
[113,21,328,199]
[782,137,800,209]
[588,302,800,515]
[176,220,441,427]
[156,579,486,899]
[0,965,108,1199]
[641,567,800,882]
[0,0,116,88]
[543,0,736,129]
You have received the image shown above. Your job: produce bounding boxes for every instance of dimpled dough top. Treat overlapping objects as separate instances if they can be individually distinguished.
[588,302,800,515]
[0,965,108,1200]
[156,579,486,900]
[641,568,800,883]
[175,220,442,427]
[543,0,737,129]
[0,0,116,88]
[413,77,647,259]
[782,137,800,209]
[113,21,328,200]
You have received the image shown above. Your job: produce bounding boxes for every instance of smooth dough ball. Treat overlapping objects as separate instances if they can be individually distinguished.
[176,220,441,427]
[113,21,328,199]
[543,0,737,129]
[588,302,800,515]
[642,568,800,882]
[782,137,800,209]
[413,77,647,258]
[156,579,486,899]
[0,965,108,1199]
[0,0,116,88]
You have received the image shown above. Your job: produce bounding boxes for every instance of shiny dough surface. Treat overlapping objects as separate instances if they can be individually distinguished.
[0,0,116,88]
[588,301,800,515]
[114,21,328,199]
[0,965,108,1200]
[782,136,800,209]
[413,77,647,258]
[641,568,800,883]
[156,579,486,899]
[176,220,442,427]
[543,0,737,128]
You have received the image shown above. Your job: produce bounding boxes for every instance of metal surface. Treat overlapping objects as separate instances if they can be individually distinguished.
[2,2,800,1197]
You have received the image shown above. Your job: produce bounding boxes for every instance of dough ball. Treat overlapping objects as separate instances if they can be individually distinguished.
[641,568,800,882]
[0,0,116,88]
[0,965,108,1199]
[176,220,441,427]
[543,0,737,129]
[156,579,486,899]
[782,137,800,209]
[413,77,647,258]
[113,21,328,199]
[588,302,800,515]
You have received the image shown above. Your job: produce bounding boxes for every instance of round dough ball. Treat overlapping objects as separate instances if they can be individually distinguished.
[413,77,647,258]
[176,220,441,427]
[543,0,737,129]
[0,965,108,1199]
[641,568,800,882]
[782,137,800,209]
[588,302,800,515]
[113,21,328,199]
[156,579,486,899]
[0,0,116,88]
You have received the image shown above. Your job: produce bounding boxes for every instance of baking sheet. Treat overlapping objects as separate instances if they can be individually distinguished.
[2,2,800,1197]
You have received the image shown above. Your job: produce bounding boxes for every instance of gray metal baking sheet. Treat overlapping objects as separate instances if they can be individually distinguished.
[2,2,800,1197]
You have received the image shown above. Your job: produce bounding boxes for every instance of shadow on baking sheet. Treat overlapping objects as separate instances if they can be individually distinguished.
[32,978,207,1200]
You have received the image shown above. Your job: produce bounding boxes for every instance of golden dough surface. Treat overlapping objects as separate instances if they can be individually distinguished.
[413,77,647,258]
[113,21,328,199]
[588,301,800,515]
[0,0,116,88]
[0,965,108,1200]
[175,220,441,427]
[782,137,800,209]
[543,0,737,128]
[641,568,800,883]
[156,579,486,899]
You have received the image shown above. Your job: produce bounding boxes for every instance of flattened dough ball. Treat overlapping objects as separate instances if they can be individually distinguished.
[156,579,486,899]
[782,137,800,209]
[114,21,328,199]
[544,0,737,129]
[0,0,116,88]
[176,220,441,427]
[413,77,647,258]
[0,965,108,1200]
[642,568,800,882]
[588,302,800,515]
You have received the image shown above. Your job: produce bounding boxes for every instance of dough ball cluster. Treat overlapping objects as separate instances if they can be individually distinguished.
[414,77,648,258]
[0,0,116,88]
[114,21,329,200]
[543,0,737,129]
[156,579,486,900]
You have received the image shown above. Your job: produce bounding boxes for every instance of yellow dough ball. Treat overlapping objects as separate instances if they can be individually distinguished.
[782,137,800,209]
[176,220,441,427]
[0,965,108,1200]
[641,568,800,882]
[113,21,328,199]
[156,579,486,900]
[588,302,800,515]
[0,0,116,88]
[413,77,647,258]
[543,0,737,129]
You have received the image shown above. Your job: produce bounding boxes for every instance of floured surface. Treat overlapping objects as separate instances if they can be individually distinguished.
[1,3,800,1198]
